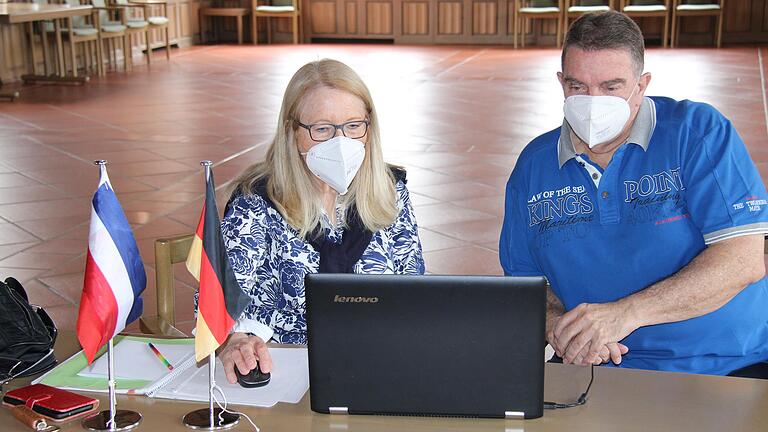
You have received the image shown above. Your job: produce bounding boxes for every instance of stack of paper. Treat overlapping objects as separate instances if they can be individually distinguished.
[34,335,309,408]
[154,348,308,407]
[78,340,193,381]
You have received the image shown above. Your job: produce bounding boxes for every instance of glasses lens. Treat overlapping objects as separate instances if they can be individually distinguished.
[309,124,335,141]
[343,121,368,139]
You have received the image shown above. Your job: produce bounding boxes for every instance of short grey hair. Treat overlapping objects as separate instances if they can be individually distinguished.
[562,11,645,77]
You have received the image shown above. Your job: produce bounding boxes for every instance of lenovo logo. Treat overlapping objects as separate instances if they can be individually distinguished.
[333,295,379,304]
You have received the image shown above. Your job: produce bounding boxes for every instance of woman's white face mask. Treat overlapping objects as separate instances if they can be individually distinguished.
[301,136,365,195]
[563,84,638,148]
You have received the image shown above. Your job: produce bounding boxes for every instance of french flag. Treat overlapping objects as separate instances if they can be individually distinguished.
[77,163,146,364]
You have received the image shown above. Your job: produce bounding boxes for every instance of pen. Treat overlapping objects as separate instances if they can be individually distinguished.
[148,342,174,371]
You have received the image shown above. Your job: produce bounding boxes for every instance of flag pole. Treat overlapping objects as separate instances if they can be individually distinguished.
[183,161,239,430]
[182,353,238,430]
[209,352,215,427]
[83,161,142,432]
[203,161,215,428]
[108,338,116,427]
[82,340,143,432]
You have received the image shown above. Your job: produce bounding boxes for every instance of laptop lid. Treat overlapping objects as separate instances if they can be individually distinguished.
[305,274,547,419]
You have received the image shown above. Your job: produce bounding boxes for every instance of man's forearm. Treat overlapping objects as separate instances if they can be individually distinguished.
[546,284,565,334]
[619,234,766,330]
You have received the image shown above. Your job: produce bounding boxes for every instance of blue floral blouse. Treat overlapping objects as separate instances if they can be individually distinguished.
[220,180,425,344]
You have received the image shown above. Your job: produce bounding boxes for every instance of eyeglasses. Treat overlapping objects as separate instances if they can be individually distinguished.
[296,119,369,142]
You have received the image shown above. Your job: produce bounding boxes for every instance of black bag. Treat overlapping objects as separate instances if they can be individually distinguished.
[0,277,58,386]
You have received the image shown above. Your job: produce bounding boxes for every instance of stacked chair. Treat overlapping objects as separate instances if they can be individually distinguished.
[619,1,670,48]
[514,0,565,49]
[671,0,724,48]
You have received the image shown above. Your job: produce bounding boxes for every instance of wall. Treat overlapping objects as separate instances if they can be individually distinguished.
[299,0,768,45]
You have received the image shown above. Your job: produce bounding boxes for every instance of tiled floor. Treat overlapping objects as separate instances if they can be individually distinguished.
[1,44,767,333]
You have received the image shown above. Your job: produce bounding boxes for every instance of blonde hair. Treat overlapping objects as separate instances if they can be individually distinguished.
[231,59,398,238]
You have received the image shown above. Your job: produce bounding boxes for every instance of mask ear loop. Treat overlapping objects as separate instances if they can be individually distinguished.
[625,78,642,102]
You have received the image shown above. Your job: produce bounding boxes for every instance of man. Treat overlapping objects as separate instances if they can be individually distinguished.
[499,11,768,376]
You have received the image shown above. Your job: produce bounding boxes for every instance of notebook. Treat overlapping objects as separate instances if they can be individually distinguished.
[305,274,547,419]
[33,335,309,407]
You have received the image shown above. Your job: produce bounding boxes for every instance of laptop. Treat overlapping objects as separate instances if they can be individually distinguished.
[305,274,547,419]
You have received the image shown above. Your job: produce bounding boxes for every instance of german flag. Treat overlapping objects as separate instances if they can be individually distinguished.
[186,166,250,362]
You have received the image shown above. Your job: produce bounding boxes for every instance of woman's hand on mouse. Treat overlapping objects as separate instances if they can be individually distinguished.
[220,332,273,384]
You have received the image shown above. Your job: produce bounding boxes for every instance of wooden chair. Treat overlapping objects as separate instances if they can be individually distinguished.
[139,234,194,337]
[671,0,724,48]
[620,0,671,47]
[90,0,129,72]
[64,19,102,76]
[104,0,150,70]
[113,0,171,62]
[564,0,614,38]
[199,0,251,45]
[252,0,300,45]
[44,0,103,76]
[144,2,171,62]
[32,0,66,78]
[514,0,564,48]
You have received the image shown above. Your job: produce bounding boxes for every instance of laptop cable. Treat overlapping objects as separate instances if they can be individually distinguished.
[543,365,594,410]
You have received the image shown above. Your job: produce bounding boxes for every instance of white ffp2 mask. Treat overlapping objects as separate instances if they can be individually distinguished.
[563,87,637,148]
[302,136,365,195]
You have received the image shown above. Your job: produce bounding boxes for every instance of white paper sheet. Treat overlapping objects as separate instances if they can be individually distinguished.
[78,339,194,381]
[156,347,309,407]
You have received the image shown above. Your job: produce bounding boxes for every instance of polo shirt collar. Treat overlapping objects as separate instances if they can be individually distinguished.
[557,96,657,168]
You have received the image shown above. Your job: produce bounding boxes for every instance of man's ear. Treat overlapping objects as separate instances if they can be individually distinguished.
[638,72,652,96]
[557,72,567,96]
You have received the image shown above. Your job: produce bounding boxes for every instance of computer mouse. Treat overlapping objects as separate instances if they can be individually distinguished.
[235,363,271,388]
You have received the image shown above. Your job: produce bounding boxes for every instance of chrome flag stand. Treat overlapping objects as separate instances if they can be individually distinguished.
[182,161,239,430]
[82,339,142,431]
[182,353,239,430]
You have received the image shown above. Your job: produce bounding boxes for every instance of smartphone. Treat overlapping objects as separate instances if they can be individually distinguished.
[3,383,99,422]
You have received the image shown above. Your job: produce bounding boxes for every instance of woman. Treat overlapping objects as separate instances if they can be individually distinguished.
[217,59,425,384]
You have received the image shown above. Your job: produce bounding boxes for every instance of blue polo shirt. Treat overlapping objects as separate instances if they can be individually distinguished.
[500,96,768,375]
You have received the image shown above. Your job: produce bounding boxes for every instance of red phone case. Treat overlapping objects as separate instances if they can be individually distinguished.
[2,383,99,423]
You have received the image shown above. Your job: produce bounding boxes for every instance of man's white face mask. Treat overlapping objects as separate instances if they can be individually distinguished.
[563,84,638,148]
[302,136,365,195]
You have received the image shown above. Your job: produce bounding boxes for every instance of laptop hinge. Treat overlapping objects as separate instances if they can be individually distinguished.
[329,407,349,415]
[504,411,524,419]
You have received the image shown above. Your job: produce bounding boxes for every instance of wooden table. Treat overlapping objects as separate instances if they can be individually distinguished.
[2,331,767,432]
[0,2,93,101]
